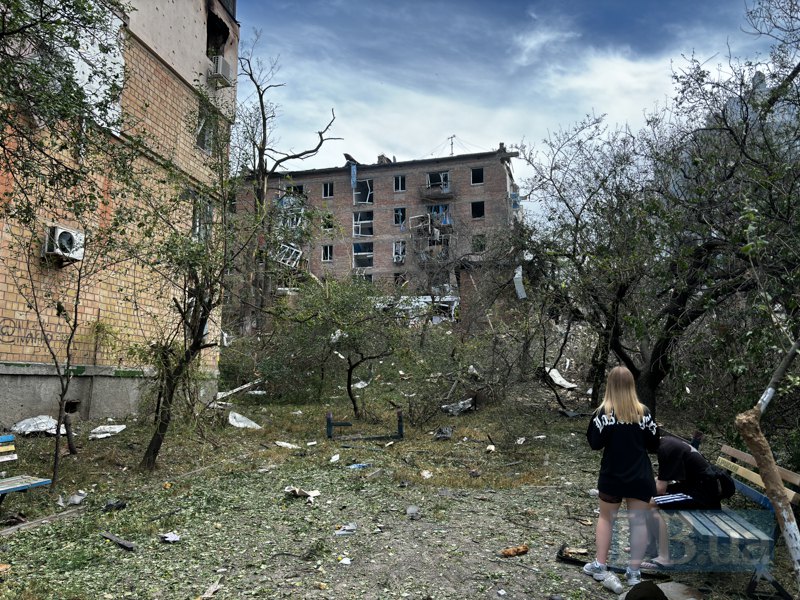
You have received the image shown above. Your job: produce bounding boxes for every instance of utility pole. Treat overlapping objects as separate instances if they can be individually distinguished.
[448,134,455,156]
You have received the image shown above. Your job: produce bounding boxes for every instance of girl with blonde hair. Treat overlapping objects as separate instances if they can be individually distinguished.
[583,366,659,587]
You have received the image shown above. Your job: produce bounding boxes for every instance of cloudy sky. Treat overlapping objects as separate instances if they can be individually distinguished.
[234,1,767,186]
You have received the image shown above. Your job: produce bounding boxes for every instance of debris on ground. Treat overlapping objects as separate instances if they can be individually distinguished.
[274,441,300,449]
[215,380,262,401]
[102,499,127,512]
[100,531,135,551]
[57,490,87,507]
[284,486,320,504]
[441,398,474,416]
[334,522,357,535]
[11,415,64,436]
[546,368,578,389]
[406,505,421,520]
[159,531,181,543]
[500,544,529,557]
[433,425,453,440]
[227,412,262,429]
[89,425,126,440]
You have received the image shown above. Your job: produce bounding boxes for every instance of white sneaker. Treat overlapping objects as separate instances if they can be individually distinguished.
[583,560,608,581]
[625,567,642,586]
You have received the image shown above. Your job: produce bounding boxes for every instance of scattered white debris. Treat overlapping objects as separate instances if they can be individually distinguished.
[498,590,507,597]
[291,410,303,416]
[159,531,181,543]
[420,470,433,479]
[468,365,480,377]
[384,441,395,448]
[441,398,474,416]
[57,490,87,507]
[330,329,348,343]
[247,391,267,396]
[215,379,262,401]
[533,435,546,440]
[486,444,496,453]
[330,454,340,463]
[284,486,321,504]
[546,368,578,389]
[516,437,526,445]
[353,380,369,389]
[306,441,317,446]
[12,415,64,436]
[685,386,691,394]
[334,351,346,360]
[228,412,262,429]
[207,401,233,410]
[89,425,126,440]
[588,488,599,497]
[338,556,352,565]
[274,441,300,450]
[335,522,357,535]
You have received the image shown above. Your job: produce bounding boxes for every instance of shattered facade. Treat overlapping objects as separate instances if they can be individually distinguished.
[261,144,520,291]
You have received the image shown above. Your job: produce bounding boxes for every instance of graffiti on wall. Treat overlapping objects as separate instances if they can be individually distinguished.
[0,317,70,348]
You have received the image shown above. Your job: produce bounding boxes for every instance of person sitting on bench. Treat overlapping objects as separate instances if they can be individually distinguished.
[644,434,724,568]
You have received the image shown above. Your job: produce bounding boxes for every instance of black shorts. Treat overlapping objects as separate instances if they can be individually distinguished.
[599,491,623,504]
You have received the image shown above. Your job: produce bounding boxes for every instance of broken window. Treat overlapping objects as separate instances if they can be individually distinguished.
[274,243,303,268]
[394,175,406,192]
[393,240,406,264]
[195,99,218,153]
[471,167,484,185]
[353,179,373,204]
[323,182,334,198]
[321,212,335,231]
[353,242,374,268]
[471,234,486,253]
[394,272,408,286]
[322,245,333,262]
[286,184,304,196]
[427,204,451,226]
[206,10,230,57]
[426,171,450,191]
[394,207,406,227]
[353,211,374,236]
[471,201,485,219]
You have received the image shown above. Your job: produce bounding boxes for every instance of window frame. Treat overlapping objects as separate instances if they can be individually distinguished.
[321,244,333,262]
[393,207,406,227]
[353,178,374,204]
[323,182,334,198]
[353,211,374,237]
[471,200,485,219]
[394,174,406,192]
[471,167,484,185]
[352,242,374,268]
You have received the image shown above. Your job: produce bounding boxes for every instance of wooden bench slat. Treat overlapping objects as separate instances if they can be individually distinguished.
[0,435,14,444]
[704,511,748,541]
[717,457,800,505]
[0,444,16,454]
[0,454,19,464]
[721,508,773,543]
[720,444,800,488]
[0,475,51,495]
[679,511,720,539]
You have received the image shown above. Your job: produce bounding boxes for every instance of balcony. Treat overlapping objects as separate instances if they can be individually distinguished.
[419,183,455,201]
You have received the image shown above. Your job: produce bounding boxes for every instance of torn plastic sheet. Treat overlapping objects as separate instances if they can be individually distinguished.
[284,486,321,504]
[546,368,578,389]
[159,531,181,543]
[441,398,474,416]
[89,425,126,440]
[274,441,300,449]
[11,415,65,436]
[513,265,527,300]
[228,412,262,429]
[334,522,357,535]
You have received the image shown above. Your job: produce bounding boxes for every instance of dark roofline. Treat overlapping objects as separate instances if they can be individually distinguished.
[268,148,519,179]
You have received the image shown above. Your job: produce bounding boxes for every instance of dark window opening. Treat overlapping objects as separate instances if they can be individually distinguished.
[471,167,484,185]
[427,171,450,190]
[471,201,485,219]
[206,10,230,57]
[354,179,374,203]
[394,207,406,226]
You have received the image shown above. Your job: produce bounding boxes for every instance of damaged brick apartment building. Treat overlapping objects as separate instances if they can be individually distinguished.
[0,0,239,426]
[237,144,522,325]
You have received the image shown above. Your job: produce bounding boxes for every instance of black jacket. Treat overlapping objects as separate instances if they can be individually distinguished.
[587,407,659,502]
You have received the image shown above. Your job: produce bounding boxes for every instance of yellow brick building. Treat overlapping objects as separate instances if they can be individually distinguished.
[0,0,238,426]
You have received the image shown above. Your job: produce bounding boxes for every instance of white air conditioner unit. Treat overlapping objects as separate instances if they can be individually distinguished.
[43,225,85,262]
[208,55,233,87]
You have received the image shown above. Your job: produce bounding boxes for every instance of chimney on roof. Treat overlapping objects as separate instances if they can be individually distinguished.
[499,142,506,152]
[377,154,391,165]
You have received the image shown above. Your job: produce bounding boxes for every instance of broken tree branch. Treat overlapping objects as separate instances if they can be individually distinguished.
[734,336,800,590]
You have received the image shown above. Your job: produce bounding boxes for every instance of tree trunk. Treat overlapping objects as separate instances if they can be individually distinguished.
[346,359,360,419]
[140,376,177,471]
[735,337,800,590]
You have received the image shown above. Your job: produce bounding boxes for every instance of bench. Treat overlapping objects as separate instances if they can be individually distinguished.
[712,444,800,598]
[0,434,51,507]
[659,444,798,598]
